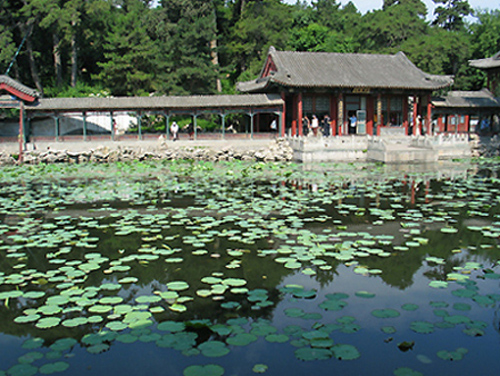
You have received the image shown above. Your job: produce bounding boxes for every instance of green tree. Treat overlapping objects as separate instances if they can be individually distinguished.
[147,0,219,95]
[358,0,428,52]
[469,9,500,59]
[96,0,158,96]
[0,0,17,74]
[287,0,360,53]
[432,0,472,31]
[401,28,472,88]
[227,0,292,81]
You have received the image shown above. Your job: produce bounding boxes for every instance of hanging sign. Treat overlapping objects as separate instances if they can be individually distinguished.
[352,88,371,94]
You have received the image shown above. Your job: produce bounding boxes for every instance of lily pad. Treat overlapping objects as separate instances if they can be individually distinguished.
[332,344,361,360]
[371,309,400,318]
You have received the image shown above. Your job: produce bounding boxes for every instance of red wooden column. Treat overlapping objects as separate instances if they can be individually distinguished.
[366,96,374,135]
[337,93,344,136]
[281,92,286,137]
[290,94,297,137]
[465,114,470,133]
[403,95,409,135]
[298,92,303,136]
[376,94,382,136]
[426,94,432,135]
[18,101,24,163]
[412,96,418,136]
[330,94,337,136]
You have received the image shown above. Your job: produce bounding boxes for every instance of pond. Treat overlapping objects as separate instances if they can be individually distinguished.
[1,159,500,376]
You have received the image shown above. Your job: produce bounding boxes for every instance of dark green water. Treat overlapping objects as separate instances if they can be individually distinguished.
[0,160,500,376]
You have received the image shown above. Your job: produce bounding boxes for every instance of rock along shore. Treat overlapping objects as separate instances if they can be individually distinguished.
[0,138,294,165]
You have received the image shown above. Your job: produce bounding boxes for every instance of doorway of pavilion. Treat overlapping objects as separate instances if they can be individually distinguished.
[344,96,367,135]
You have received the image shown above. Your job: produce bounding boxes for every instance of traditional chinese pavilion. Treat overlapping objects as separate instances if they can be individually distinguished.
[469,52,500,95]
[237,47,453,136]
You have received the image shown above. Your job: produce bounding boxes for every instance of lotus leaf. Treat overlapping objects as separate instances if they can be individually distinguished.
[7,364,38,376]
[99,296,123,305]
[61,317,88,327]
[22,338,44,350]
[295,347,332,361]
[355,291,375,298]
[87,344,110,354]
[371,309,400,318]
[135,295,161,304]
[453,303,471,311]
[14,314,40,324]
[401,304,419,311]
[118,277,138,284]
[183,364,224,376]
[169,304,187,313]
[265,334,289,343]
[50,338,77,352]
[436,347,468,361]
[429,281,448,289]
[410,321,434,334]
[167,281,189,291]
[381,326,396,334]
[35,317,60,329]
[444,315,470,325]
[252,364,268,374]
[284,308,305,318]
[199,341,230,357]
[393,367,423,376]
[18,352,43,364]
[157,321,185,332]
[332,344,361,360]
[222,278,246,287]
[88,305,112,314]
[319,299,347,311]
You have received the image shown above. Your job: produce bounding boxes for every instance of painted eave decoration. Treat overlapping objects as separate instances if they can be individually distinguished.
[0,75,39,103]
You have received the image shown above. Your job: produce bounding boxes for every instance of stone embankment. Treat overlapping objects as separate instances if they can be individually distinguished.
[472,135,500,158]
[0,138,293,165]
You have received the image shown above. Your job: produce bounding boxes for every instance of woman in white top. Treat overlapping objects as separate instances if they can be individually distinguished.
[311,115,319,136]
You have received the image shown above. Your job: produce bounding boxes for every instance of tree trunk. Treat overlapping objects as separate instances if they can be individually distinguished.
[19,23,43,94]
[210,39,222,93]
[210,3,221,93]
[53,33,63,86]
[70,26,77,87]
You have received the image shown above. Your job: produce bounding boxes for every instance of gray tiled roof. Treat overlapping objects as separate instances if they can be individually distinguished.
[0,75,39,100]
[25,93,283,112]
[469,52,500,70]
[238,47,453,92]
[432,89,500,108]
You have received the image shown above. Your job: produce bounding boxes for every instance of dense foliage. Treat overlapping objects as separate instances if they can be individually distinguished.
[0,0,497,97]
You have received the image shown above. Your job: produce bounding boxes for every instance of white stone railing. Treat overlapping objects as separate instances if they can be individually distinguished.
[287,135,370,151]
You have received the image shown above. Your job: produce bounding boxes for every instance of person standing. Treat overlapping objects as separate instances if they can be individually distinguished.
[302,116,310,136]
[349,113,357,134]
[311,114,319,136]
[187,123,194,140]
[170,121,179,141]
[270,118,277,136]
[322,114,331,137]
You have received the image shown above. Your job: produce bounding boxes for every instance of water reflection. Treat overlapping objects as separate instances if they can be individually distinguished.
[0,160,500,375]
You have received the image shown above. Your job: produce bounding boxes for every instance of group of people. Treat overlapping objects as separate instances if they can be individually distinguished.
[169,121,195,141]
[302,114,333,137]
[301,113,358,136]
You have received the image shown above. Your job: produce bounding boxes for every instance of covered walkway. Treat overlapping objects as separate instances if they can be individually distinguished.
[0,75,285,160]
